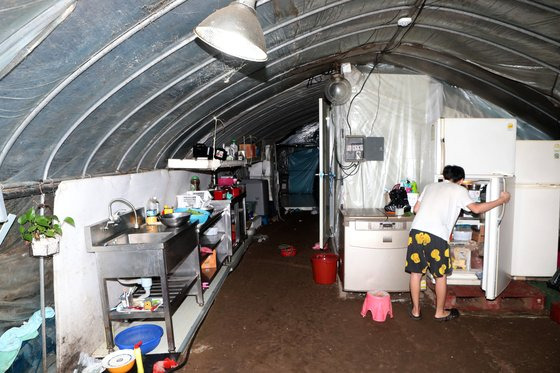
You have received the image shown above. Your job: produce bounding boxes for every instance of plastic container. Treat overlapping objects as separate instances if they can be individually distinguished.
[146,197,159,225]
[229,139,238,159]
[114,324,163,354]
[279,244,297,257]
[453,226,472,241]
[213,189,226,200]
[311,253,338,284]
[101,349,135,373]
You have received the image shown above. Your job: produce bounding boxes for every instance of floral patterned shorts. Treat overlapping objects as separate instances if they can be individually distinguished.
[405,229,452,278]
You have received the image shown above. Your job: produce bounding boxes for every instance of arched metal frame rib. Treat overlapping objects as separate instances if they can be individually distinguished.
[147,24,559,170]
[90,3,560,174]
[0,0,188,171]
[45,2,560,177]
[98,1,407,174]
[1,0,555,180]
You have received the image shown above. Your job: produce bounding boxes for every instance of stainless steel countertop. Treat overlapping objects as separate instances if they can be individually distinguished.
[340,208,415,222]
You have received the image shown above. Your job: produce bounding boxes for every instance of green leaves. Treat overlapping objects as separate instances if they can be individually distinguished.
[17,207,75,242]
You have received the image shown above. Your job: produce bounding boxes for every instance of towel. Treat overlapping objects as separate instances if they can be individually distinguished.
[0,307,55,373]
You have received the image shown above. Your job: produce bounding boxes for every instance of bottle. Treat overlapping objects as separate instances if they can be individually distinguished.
[190,175,200,191]
[163,205,173,215]
[229,139,238,160]
[146,197,159,225]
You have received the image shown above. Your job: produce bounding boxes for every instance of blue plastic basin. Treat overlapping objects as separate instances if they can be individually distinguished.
[114,324,163,354]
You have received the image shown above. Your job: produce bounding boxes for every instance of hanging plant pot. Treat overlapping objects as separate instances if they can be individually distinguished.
[30,236,60,257]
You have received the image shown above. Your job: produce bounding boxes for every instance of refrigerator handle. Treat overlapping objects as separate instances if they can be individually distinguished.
[439,122,445,173]
[498,177,506,226]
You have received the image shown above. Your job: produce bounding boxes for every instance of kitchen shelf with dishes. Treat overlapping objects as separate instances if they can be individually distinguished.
[197,208,229,287]
[86,212,203,353]
[87,194,249,354]
[211,194,247,259]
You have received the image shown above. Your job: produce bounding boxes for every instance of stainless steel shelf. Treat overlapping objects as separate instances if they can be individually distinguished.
[167,158,246,171]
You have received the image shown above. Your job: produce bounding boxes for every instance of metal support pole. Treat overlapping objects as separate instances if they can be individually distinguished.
[39,193,47,373]
[40,256,47,373]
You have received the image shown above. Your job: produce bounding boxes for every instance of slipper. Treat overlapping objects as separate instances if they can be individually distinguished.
[408,307,422,321]
[435,308,460,322]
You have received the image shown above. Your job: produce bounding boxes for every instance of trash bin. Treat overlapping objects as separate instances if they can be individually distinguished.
[311,253,338,284]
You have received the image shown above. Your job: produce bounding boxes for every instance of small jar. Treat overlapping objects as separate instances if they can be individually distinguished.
[190,175,200,191]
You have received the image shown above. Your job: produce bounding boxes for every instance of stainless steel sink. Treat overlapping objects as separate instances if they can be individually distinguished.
[103,232,172,246]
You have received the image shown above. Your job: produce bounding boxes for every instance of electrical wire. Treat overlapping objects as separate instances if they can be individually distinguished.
[331,1,428,182]
[344,0,427,133]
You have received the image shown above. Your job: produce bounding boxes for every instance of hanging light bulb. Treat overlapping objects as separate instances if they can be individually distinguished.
[194,0,267,62]
[324,73,352,105]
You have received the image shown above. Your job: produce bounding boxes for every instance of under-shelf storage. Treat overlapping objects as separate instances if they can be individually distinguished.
[92,222,202,353]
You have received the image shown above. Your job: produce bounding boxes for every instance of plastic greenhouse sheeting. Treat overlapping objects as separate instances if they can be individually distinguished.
[333,69,438,210]
[288,148,319,194]
[331,65,549,212]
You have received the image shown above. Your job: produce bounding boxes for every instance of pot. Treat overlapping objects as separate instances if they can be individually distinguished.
[231,186,241,197]
[213,189,226,200]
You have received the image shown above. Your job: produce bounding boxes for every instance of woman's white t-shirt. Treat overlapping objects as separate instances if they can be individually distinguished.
[410,181,474,241]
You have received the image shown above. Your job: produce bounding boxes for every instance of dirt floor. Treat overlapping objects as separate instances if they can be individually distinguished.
[181,211,560,372]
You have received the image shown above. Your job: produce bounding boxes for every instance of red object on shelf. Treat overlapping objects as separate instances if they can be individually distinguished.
[231,186,241,197]
[231,223,236,241]
[213,189,226,200]
[218,177,235,187]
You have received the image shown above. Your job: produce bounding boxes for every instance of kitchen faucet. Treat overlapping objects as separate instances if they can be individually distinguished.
[107,198,140,229]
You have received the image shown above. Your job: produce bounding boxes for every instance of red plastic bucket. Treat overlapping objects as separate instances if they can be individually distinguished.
[311,253,338,285]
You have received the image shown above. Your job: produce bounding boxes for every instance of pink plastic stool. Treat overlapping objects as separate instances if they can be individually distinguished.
[361,290,393,322]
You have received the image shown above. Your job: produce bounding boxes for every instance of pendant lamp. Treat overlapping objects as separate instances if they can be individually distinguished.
[324,73,352,105]
[194,0,267,62]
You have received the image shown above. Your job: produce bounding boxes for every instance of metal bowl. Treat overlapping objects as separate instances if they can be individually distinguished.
[159,212,191,227]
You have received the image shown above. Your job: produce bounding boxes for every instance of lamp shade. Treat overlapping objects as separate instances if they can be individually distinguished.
[324,74,352,105]
[194,0,267,62]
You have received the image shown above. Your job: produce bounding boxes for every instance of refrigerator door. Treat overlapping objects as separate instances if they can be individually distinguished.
[482,176,515,300]
[436,118,516,175]
[515,140,560,184]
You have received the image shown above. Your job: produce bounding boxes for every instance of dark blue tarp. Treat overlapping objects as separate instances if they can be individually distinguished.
[288,148,318,194]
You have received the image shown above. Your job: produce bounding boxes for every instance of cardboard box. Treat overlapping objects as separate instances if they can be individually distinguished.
[201,249,217,269]
[472,226,485,243]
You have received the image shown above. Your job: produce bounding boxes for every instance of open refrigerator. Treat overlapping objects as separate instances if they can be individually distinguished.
[432,118,517,300]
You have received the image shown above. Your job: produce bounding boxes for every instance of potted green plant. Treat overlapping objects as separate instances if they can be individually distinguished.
[17,206,75,257]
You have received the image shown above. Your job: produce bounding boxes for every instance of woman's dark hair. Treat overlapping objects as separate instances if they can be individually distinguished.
[443,165,465,182]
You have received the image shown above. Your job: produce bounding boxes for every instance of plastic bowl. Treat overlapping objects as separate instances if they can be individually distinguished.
[101,349,135,373]
[159,212,190,227]
[279,244,297,257]
[114,324,163,354]
[281,247,297,257]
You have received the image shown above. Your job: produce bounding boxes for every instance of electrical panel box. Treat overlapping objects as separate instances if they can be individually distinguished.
[344,136,384,161]
[344,136,364,162]
[364,137,384,161]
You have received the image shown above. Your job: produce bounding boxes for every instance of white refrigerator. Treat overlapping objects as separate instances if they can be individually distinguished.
[510,140,560,277]
[433,118,517,300]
